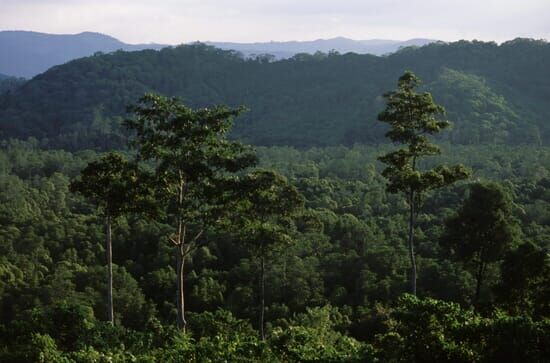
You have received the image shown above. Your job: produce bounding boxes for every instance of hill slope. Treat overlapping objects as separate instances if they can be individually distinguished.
[0,39,548,148]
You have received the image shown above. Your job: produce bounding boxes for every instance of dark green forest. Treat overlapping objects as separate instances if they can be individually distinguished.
[0,41,549,362]
[1,39,549,148]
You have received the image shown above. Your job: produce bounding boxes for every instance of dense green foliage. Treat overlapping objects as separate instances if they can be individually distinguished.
[1,137,549,361]
[0,39,549,147]
[443,183,520,309]
[1,46,549,360]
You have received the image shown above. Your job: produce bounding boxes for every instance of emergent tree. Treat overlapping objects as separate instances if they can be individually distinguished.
[70,152,149,324]
[236,170,304,340]
[125,94,257,331]
[443,182,519,308]
[377,71,470,295]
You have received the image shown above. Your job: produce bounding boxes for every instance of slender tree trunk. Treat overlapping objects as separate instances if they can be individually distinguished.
[474,251,485,310]
[259,246,265,341]
[105,215,114,324]
[175,176,187,331]
[176,244,187,331]
[408,189,417,296]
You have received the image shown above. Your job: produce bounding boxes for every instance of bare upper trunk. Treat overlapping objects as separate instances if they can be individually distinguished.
[106,215,114,324]
[175,177,187,331]
[408,189,417,296]
[176,244,186,331]
[260,249,265,341]
[474,249,486,310]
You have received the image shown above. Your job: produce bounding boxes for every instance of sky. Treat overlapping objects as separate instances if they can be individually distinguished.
[1,0,549,44]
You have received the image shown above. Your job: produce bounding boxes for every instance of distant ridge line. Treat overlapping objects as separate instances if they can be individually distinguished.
[0,30,436,78]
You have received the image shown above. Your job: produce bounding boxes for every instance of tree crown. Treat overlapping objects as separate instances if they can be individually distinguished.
[377,71,470,195]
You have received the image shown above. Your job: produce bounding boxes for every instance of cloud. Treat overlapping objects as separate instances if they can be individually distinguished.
[1,0,549,43]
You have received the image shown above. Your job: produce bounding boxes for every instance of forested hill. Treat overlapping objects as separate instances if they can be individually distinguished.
[0,38,549,149]
[0,74,25,96]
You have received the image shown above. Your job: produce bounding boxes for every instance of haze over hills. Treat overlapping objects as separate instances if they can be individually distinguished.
[0,31,167,78]
[206,37,436,59]
[0,38,548,149]
[0,31,436,78]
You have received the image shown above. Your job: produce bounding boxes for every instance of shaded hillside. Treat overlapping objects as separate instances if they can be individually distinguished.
[0,39,548,148]
[0,75,25,96]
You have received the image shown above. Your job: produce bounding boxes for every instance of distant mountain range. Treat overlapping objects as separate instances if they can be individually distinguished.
[0,31,436,78]
[0,31,166,78]
[206,37,435,59]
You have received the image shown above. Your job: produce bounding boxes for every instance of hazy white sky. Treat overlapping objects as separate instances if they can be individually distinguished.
[1,0,549,44]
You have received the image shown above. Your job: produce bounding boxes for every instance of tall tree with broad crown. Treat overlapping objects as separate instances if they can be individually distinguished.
[443,182,519,309]
[124,94,257,331]
[235,170,304,340]
[377,71,471,295]
[70,152,151,324]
